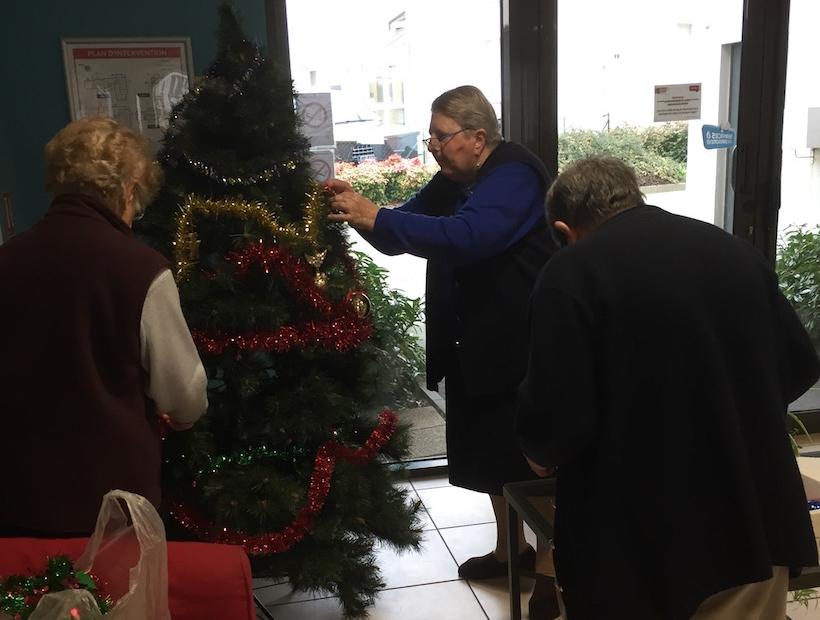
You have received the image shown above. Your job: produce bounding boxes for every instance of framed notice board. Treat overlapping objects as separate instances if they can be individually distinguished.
[62,37,194,148]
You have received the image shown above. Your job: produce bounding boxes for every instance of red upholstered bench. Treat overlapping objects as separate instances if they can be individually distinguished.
[0,538,255,620]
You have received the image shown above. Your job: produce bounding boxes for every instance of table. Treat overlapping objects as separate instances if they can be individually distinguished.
[503,478,557,620]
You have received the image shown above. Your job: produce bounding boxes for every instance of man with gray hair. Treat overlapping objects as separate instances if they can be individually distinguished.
[517,156,819,619]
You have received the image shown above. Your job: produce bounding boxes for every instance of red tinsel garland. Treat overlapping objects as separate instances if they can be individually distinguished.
[192,243,373,354]
[228,243,335,315]
[169,410,398,554]
[192,312,372,355]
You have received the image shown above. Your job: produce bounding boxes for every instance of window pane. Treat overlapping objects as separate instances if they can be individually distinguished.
[558,0,743,227]
[778,0,820,412]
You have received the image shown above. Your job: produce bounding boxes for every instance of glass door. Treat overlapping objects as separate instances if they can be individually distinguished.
[777,0,820,414]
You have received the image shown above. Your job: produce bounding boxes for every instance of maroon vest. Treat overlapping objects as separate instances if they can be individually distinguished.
[0,194,169,534]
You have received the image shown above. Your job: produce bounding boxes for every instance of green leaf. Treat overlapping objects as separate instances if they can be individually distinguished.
[75,571,97,590]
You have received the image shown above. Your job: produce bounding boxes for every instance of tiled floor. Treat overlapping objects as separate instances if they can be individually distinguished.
[253,473,820,619]
[254,473,542,620]
[791,599,820,619]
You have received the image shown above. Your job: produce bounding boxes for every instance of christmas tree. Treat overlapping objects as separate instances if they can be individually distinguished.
[137,3,423,616]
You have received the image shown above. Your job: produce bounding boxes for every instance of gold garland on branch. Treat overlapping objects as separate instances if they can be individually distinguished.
[173,187,327,281]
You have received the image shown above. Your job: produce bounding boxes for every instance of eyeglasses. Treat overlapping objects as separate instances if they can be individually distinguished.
[422,128,470,150]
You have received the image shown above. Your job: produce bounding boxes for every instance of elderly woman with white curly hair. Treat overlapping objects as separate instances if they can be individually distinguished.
[0,116,207,538]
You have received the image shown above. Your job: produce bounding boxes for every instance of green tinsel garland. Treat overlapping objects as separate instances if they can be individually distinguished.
[0,555,113,619]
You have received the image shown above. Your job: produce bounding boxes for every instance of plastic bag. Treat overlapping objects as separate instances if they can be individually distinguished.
[23,490,171,620]
[29,590,103,619]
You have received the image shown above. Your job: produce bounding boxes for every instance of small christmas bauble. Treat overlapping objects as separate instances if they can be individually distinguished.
[349,291,372,319]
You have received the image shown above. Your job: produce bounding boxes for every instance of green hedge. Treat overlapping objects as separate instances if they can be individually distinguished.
[336,154,437,206]
[338,123,688,206]
[642,122,688,163]
[777,225,820,347]
[559,123,688,186]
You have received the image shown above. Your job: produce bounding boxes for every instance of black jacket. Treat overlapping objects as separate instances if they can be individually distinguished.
[518,205,820,619]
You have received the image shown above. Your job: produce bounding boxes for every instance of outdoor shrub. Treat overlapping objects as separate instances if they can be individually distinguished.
[558,124,687,186]
[352,250,426,407]
[641,122,688,164]
[336,155,437,206]
[777,224,820,347]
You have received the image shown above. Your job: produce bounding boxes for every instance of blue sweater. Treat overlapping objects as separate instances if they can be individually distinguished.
[359,141,555,395]
[364,162,544,266]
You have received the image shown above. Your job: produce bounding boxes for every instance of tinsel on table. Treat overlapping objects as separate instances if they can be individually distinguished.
[0,555,112,619]
[169,409,398,555]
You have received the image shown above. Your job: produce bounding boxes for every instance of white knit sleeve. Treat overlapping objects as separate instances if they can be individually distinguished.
[140,269,208,424]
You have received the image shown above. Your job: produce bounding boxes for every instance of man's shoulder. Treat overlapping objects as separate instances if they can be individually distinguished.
[534,245,587,292]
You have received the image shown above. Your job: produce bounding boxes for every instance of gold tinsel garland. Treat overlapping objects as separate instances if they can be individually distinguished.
[173,188,327,281]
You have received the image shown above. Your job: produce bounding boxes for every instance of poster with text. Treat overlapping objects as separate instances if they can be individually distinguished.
[62,38,194,150]
[654,83,701,122]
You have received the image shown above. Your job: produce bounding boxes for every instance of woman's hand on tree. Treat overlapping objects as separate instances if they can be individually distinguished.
[327,187,380,232]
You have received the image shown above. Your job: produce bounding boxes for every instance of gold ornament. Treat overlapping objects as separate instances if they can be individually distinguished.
[349,291,372,319]
[314,272,328,288]
[307,249,327,269]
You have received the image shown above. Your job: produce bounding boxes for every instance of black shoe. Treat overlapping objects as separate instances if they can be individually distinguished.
[529,573,562,620]
[457,545,536,580]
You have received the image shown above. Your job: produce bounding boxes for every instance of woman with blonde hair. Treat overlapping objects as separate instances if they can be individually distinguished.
[326,85,560,618]
[0,116,207,537]
[44,116,161,223]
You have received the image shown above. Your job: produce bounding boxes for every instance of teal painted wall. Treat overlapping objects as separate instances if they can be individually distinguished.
[0,0,267,233]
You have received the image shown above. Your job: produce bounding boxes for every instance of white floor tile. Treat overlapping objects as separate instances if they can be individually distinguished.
[439,522,499,566]
[265,595,344,620]
[374,529,459,589]
[788,596,820,619]
[254,579,330,606]
[417,485,495,529]
[417,503,436,531]
[252,577,286,589]
[399,485,435,531]
[433,514,539,563]
[411,473,452,490]
[367,581,487,620]
[266,581,487,620]
[469,575,537,620]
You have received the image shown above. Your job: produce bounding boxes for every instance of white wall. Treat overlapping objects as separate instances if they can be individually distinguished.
[779,0,820,234]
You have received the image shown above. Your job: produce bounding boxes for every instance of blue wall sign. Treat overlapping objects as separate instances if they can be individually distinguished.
[702,125,736,149]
